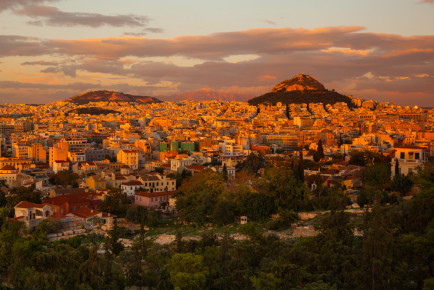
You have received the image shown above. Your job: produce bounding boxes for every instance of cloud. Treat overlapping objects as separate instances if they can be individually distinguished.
[124,27,163,37]
[0,35,52,56]
[15,5,152,28]
[1,26,433,106]
[21,60,58,65]
[264,20,276,25]
[0,0,56,12]
[420,0,434,3]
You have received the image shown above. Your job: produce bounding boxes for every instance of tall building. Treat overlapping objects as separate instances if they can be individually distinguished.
[49,141,69,166]
[117,149,139,170]
[28,144,47,164]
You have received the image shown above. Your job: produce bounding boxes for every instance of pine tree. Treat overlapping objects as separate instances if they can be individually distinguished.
[298,148,304,182]
[395,158,400,176]
[222,163,228,181]
[317,139,325,159]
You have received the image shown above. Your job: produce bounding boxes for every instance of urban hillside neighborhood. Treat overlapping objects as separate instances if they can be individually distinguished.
[0,75,433,288]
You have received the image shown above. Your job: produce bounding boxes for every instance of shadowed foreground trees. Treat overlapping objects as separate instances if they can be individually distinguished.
[0,163,433,289]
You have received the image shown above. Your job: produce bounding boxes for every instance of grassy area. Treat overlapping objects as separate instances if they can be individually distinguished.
[138,220,269,239]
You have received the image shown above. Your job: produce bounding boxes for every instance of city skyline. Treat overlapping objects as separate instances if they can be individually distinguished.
[0,0,434,106]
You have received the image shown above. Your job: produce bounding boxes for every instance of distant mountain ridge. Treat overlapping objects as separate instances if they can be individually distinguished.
[64,90,162,105]
[159,88,253,102]
[248,73,354,107]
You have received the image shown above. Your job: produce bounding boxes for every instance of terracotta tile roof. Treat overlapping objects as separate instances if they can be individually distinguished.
[43,192,97,205]
[71,207,101,219]
[0,165,16,170]
[135,190,176,198]
[394,145,425,149]
[122,181,143,186]
[15,201,46,209]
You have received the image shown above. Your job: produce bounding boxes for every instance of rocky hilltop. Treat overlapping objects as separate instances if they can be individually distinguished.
[64,90,162,105]
[249,73,353,107]
[270,73,326,92]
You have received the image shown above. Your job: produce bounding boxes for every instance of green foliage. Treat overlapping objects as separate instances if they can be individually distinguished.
[0,191,6,207]
[257,167,309,210]
[0,159,433,289]
[391,173,414,195]
[176,169,225,224]
[266,208,299,230]
[168,253,209,290]
[349,150,390,167]
[99,189,130,217]
[236,152,266,175]
[212,199,236,226]
[248,89,354,108]
[7,186,42,208]
[362,163,391,190]
[313,139,325,162]
[250,272,281,290]
[49,170,79,187]
[125,205,148,224]
[235,187,275,221]
[168,168,192,187]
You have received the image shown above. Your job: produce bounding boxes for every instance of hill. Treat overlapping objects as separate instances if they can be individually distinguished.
[65,107,119,116]
[64,90,162,105]
[159,88,253,102]
[248,73,353,107]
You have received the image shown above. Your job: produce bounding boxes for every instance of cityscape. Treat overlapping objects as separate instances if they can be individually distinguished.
[0,0,433,289]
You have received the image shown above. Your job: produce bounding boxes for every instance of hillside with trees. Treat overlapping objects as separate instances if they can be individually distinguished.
[248,73,355,107]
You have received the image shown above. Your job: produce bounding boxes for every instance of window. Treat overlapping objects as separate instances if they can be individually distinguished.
[415,153,420,160]
[400,152,405,159]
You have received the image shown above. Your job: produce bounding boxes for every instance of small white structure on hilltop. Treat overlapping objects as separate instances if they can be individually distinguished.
[240,216,248,224]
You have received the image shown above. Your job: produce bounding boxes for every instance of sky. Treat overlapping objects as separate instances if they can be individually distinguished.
[0,0,433,106]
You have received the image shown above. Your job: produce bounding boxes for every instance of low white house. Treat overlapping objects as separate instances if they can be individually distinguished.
[391,146,428,177]
[121,180,144,197]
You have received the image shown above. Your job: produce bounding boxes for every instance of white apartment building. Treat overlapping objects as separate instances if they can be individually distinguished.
[391,146,428,177]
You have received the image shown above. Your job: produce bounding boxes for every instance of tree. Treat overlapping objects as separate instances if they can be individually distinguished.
[236,152,266,175]
[6,186,42,209]
[125,205,148,224]
[222,164,228,181]
[297,148,304,182]
[313,139,325,162]
[99,189,130,217]
[49,171,79,187]
[361,206,408,289]
[212,199,236,225]
[0,191,6,207]
[363,163,391,191]
[168,253,209,290]
[391,173,414,195]
[106,218,124,256]
[257,167,309,210]
[395,158,400,176]
[250,272,281,290]
[175,169,225,224]
[79,244,103,289]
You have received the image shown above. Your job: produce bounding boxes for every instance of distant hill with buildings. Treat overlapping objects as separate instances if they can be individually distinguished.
[159,88,252,102]
[64,90,162,105]
[248,73,354,107]
[65,107,120,116]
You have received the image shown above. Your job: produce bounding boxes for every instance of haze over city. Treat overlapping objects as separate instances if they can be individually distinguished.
[0,0,433,106]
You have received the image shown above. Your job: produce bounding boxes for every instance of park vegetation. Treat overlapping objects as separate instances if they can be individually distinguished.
[0,157,433,289]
